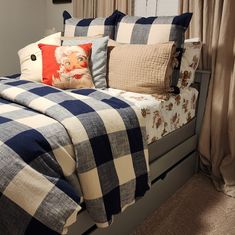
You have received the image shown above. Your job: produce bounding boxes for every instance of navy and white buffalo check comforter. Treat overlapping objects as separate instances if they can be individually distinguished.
[0,78,150,234]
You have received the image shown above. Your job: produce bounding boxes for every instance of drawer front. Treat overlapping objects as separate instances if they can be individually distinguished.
[150,135,197,181]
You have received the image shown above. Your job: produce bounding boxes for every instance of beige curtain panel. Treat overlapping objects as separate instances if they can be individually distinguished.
[73,0,133,18]
[179,0,235,197]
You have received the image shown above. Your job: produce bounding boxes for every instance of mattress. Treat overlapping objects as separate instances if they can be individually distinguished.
[4,75,198,145]
[99,87,199,144]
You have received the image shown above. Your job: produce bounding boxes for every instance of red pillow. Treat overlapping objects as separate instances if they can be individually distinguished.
[38,43,94,89]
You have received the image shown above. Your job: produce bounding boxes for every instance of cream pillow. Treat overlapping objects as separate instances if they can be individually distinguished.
[108,40,175,95]
[18,32,61,82]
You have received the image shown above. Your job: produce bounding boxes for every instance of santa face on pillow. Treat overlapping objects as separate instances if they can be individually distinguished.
[53,44,94,89]
[39,43,94,89]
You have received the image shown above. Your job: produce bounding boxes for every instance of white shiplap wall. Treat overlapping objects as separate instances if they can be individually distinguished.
[134,0,179,17]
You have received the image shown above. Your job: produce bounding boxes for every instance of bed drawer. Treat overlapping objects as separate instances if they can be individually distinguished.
[91,152,196,235]
[150,135,197,182]
[148,118,196,162]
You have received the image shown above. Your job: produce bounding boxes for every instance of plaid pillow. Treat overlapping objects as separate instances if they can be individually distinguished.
[115,13,193,91]
[63,10,124,39]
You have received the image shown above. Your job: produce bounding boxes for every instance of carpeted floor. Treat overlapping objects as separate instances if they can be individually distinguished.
[132,174,235,235]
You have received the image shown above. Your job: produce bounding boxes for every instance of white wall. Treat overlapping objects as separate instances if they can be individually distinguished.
[134,0,178,17]
[45,1,73,33]
[0,0,73,76]
[0,0,46,75]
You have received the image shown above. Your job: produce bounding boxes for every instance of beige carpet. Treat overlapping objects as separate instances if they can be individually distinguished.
[132,174,235,235]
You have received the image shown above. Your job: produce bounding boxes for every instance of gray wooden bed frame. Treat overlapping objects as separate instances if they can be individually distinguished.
[68,70,211,235]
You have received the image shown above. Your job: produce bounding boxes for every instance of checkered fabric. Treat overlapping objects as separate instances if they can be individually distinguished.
[0,78,150,234]
[63,10,124,39]
[115,13,193,88]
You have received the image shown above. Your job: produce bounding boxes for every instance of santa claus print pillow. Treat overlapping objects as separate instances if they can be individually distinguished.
[39,43,94,89]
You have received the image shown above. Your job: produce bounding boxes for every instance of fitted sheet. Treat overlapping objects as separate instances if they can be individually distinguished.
[100,87,198,144]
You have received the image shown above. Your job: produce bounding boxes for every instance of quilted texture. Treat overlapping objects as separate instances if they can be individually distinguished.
[108,40,175,95]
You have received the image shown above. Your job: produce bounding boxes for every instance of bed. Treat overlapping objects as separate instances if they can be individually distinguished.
[0,70,210,235]
[66,70,210,235]
[0,9,210,234]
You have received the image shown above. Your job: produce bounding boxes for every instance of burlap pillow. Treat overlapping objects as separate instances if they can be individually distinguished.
[107,40,176,95]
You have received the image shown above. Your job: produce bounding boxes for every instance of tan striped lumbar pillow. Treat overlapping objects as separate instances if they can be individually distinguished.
[107,40,176,95]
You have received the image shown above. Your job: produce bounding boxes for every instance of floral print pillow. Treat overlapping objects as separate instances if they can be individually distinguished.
[177,40,202,88]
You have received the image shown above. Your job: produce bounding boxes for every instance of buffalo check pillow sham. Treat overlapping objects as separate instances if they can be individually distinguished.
[63,10,124,39]
[115,13,193,90]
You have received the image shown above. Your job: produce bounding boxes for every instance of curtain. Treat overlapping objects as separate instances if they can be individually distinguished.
[73,0,133,18]
[179,0,235,197]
